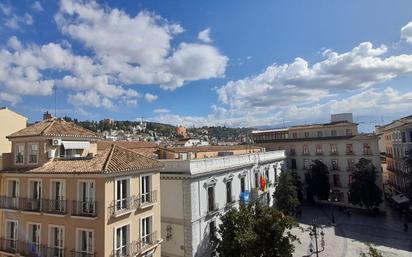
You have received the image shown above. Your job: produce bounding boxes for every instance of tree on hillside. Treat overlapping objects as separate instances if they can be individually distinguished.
[214,203,298,257]
[307,160,330,201]
[274,172,300,214]
[349,158,383,211]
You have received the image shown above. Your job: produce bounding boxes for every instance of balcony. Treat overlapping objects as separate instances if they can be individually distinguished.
[42,199,67,215]
[330,151,339,156]
[0,196,20,210]
[111,231,159,257]
[139,231,158,253]
[136,190,157,209]
[71,250,96,257]
[0,238,67,257]
[346,151,355,155]
[72,201,97,217]
[109,197,135,218]
[20,198,42,212]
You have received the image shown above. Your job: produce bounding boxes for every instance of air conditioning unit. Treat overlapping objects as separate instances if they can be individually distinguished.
[52,139,62,146]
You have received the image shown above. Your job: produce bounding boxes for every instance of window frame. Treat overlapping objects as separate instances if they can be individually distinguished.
[115,177,131,211]
[14,143,25,165]
[76,228,95,254]
[48,225,65,254]
[27,142,39,165]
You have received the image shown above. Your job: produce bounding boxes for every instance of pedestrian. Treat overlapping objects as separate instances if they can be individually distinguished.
[347,209,351,217]
[404,223,408,232]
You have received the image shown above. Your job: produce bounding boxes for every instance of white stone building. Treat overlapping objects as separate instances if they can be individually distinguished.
[159,151,286,257]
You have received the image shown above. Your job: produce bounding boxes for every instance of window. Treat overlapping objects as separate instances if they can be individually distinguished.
[292,132,298,139]
[346,144,353,154]
[49,226,64,257]
[28,223,41,254]
[331,130,337,137]
[303,145,309,155]
[15,143,25,164]
[226,181,232,203]
[78,181,95,215]
[209,220,216,241]
[291,159,297,169]
[51,180,65,212]
[304,159,310,170]
[363,143,371,155]
[254,172,259,188]
[5,220,18,249]
[333,175,341,187]
[77,229,94,255]
[401,132,406,143]
[347,159,355,171]
[330,144,337,154]
[304,132,309,138]
[332,160,338,170]
[317,131,323,137]
[7,179,19,209]
[116,178,130,211]
[28,143,39,164]
[115,225,130,256]
[346,129,352,136]
[289,145,296,155]
[240,177,246,192]
[141,175,152,204]
[29,180,42,211]
[208,186,216,212]
[316,144,323,154]
[141,216,153,246]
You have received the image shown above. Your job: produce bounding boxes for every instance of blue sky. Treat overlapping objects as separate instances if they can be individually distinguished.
[1,0,412,131]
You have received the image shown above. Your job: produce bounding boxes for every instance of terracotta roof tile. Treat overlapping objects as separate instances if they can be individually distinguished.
[7,118,100,139]
[97,141,157,150]
[26,144,163,174]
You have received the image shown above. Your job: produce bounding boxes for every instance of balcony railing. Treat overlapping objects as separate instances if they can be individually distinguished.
[20,197,42,212]
[346,151,355,155]
[42,199,67,215]
[136,191,157,208]
[0,238,67,257]
[139,231,158,253]
[111,231,158,257]
[72,201,97,217]
[109,197,135,217]
[0,196,20,210]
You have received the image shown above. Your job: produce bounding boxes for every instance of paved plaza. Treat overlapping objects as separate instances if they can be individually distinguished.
[292,203,412,257]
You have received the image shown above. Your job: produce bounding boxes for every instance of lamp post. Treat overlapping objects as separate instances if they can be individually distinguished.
[308,219,325,257]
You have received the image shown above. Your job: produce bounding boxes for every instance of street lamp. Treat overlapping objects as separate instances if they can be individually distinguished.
[308,219,325,257]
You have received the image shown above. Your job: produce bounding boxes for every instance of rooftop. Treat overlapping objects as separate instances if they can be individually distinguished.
[252,121,357,134]
[160,145,263,153]
[7,118,100,139]
[7,144,163,174]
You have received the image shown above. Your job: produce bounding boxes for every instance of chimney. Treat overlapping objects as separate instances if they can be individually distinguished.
[43,111,53,120]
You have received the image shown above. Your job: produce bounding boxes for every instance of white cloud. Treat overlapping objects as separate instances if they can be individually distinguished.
[144,93,158,103]
[55,0,228,90]
[0,3,12,16]
[198,28,212,43]
[153,108,170,114]
[7,36,22,50]
[68,91,114,109]
[4,13,33,30]
[401,22,412,44]
[32,1,44,12]
[0,92,21,105]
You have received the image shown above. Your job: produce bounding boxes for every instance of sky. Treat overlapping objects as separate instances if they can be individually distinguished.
[1,0,412,132]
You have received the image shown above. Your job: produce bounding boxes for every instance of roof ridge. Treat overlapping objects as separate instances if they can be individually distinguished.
[102,144,116,172]
[41,119,56,135]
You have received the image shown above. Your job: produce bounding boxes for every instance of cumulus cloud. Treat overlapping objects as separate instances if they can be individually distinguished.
[401,22,412,44]
[144,93,158,103]
[198,28,212,43]
[153,108,170,114]
[32,1,44,12]
[55,0,228,90]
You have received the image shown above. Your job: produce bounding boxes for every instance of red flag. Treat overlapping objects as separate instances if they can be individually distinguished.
[260,175,266,191]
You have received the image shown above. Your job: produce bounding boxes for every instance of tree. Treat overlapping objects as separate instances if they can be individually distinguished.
[274,172,300,214]
[308,160,330,200]
[349,158,383,211]
[214,203,298,257]
[360,244,383,257]
[291,171,304,203]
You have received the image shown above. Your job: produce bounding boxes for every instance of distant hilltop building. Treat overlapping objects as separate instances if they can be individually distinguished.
[176,125,187,138]
[102,118,114,126]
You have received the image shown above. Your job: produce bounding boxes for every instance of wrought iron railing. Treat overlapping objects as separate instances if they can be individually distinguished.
[0,196,20,210]
[72,201,97,217]
[42,199,67,215]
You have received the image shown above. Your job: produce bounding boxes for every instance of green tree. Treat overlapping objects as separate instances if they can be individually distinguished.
[360,244,384,257]
[308,160,330,200]
[349,158,383,211]
[214,203,298,257]
[291,171,304,203]
[274,172,300,214]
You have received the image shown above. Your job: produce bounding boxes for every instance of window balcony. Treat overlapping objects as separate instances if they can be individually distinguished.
[0,196,20,210]
[346,151,355,155]
[20,198,42,212]
[207,202,219,215]
[226,195,237,207]
[71,250,96,257]
[72,201,97,218]
[42,199,67,215]
[138,231,158,254]
[0,239,67,257]
[109,197,135,218]
[136,190,157,209]
[330,151,339,156]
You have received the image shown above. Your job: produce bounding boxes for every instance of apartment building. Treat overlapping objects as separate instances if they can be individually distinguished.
[0,118,163,257]
[157,145,264,160]
[159,150,286,257]
[377,115,412,195]
[253,114,382,206]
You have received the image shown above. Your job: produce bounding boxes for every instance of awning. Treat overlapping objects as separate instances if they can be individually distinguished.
[391,194,409,204]
[62,141,90,150]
